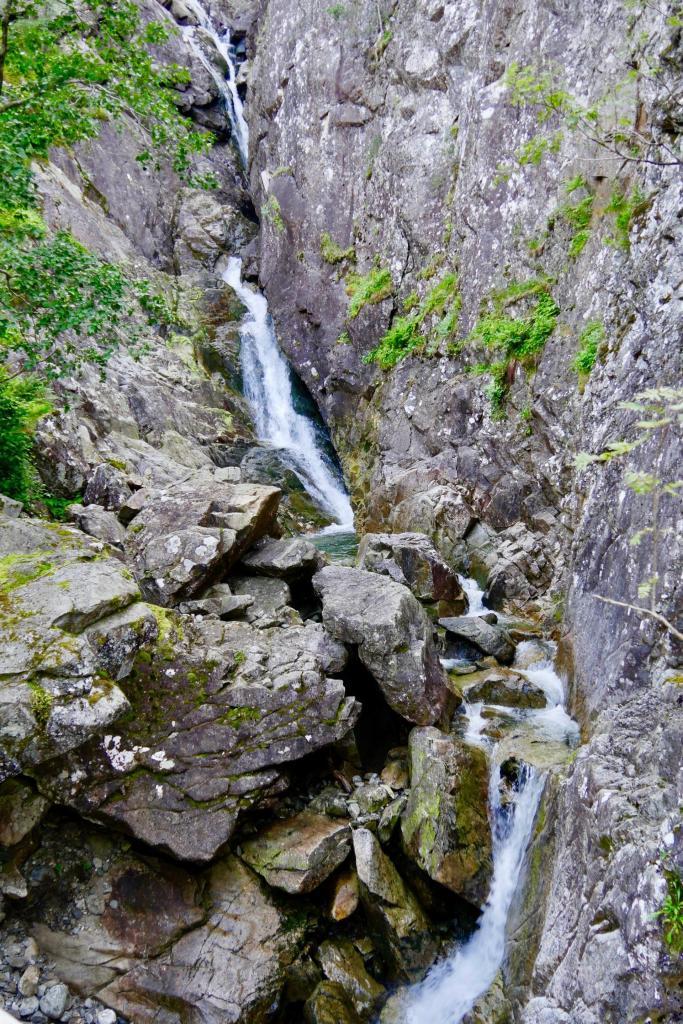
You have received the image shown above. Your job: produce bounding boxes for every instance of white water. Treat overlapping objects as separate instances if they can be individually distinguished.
[458,575,487,616]
[223,258,354,527]
[181,0,250,166]
[404,767,545,1024]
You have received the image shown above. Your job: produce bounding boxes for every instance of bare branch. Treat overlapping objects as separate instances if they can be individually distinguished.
[594,595,683,644]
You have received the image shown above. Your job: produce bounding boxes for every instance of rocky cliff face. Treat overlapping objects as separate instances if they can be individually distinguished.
[0,0,681,1022]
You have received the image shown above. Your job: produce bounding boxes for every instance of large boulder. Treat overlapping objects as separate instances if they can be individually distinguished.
[401,727,492,906]
[240,536,324,580]
[35,615,360,861]
[123,474,281,605]
[304,981,362,1024]
[318,938,385,1020]
[240,811,352,893]
[0,514,156,779]
[465,671,547,709]
[352,828,437,980]
[439,615,516,665]
[313,566,451,726]
[358,532,466,615]
[26,823,303,1023]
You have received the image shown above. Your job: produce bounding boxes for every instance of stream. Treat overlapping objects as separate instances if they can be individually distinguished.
[181,6,579,1021]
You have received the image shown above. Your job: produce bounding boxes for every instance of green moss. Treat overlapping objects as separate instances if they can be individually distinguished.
[363,315,420,369]
[0,552,55,591]
[106,457,128,471]
[345,266,393,319]
[29,681,53,727]
[233,650,246,665]
[573,319,604,377]
[605,185,649,250]
[336,330,351,345]
[417,254,445,281]
[219,706,262,728]
[262,195,285,234]
[364,270,460,369]
[320,232,355,265]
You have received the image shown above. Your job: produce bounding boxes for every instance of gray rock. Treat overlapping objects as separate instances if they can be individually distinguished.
[36,614,360,861]
[17,965,40,998]
[178,582,254,619]
[39,983,69,1020]
[240,811,352,893]
[123,475,281,605]
[241,535,324,579]
[439,615,516,665]
[67,505,127,549]
[0,493,23,518]
[230,574,297,627]
[401,727,492,906]
[0,780,50,848]
[83,464,132,512]
[358,532,466,614]
[304,980,362,1024]
[352,828,437,980]
[314,566,451,725]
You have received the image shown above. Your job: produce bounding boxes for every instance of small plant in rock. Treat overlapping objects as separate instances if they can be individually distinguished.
[262,195,285,234]
[320,232,355,265]
[363,270,461,368]
[29,681,53,728]
[573,320,604,377]
[345,266,393,319]
[605,185,650,249]
[655,870,683,953]
[327,3,347,18]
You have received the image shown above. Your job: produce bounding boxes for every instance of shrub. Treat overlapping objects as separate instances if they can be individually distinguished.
[656,871,683,954]
[0,371,51,504]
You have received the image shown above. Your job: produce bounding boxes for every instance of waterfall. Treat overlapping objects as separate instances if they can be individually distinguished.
[223,259,355,527]
[404,767,545,1024]
[181,0,249,166]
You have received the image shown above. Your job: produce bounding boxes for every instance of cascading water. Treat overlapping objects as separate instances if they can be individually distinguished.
[183,0,354,528]
[409,639,579,1024]
[181,0,249,166]
[404,766,545,1024]
[223,258,354,527]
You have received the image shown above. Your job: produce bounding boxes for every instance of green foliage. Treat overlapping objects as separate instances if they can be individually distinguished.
[0,370,51,503]
[363,270,461,369]
[605,185,648,249]
[346,266,393,319]
[552,189,594,259]
[327,3,347,18]
[262,195,285,234]
[43,492,80,521]
[0,0,215,504]
[464,282,559,414]
[656,871,683,953]
[573,320,604,376]
[320,232,354,265]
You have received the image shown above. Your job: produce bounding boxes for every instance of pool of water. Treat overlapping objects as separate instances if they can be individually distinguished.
[310,529,358,562]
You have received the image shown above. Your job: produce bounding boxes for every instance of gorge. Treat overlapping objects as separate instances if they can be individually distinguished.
[0,1,681,1024]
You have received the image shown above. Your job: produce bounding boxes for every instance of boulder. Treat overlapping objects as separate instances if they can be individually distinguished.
[240,811,352,894]
[305,981,362,1024]
[0,514,156,777]
[123,474,281,605]
[352,828,437,980]
[439,615,516,665]
[35,614,360,861]
[230,575,298,627]
[67,504,127,549]
[401,727,492,906]
[83,463,133,511]
[178,582,254,619]
[465,671,547,709]
[0,493,22,518]
[29,824,303,1024]
[318,939,385,1019]
[241,536,324,579]
[358,532,466,615]
[313,566,451,726]
[330,870,360,921]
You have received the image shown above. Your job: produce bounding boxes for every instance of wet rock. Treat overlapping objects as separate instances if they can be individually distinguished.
[318,938,385,1019]
[314,566,451,726]
[330,870,360,921]
[67,504,127,549]
[123,474,281,605]
[35,614,360,861]
[439,615,516,665]
[304,980,362,1024]
[465,671,547,709]
[241,536,324,579]
[401,727,492,906]
[358,532,466,615]
[352,828,437,980]
[240,811,352,894]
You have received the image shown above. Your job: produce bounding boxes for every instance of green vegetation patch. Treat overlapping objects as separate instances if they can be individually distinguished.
[29,681,53,728]
[573,320,604,377]
[320,232,355,265]
[656,871,683,954]
[262,195,285,234]
[346,266,393,319]
[363,271,461,369]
